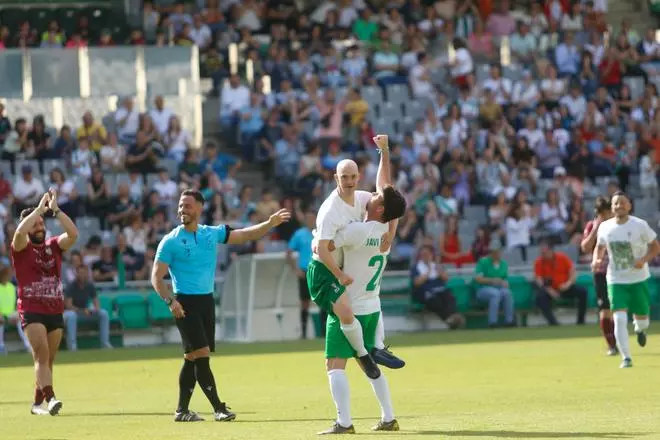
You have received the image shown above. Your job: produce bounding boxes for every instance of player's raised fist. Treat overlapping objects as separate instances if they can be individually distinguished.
[269,209,292,227]
[37,192,51,214]
[372,134,389,150]
[47,188,59,211]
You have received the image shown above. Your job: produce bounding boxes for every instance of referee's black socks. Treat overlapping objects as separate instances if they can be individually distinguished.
[177,359,196,413]
[194,357,224,412]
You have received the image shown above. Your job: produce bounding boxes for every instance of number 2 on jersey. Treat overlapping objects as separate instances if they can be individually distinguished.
[366,255,385,291]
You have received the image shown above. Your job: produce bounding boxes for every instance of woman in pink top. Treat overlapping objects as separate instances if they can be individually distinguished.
[468,20,494,60]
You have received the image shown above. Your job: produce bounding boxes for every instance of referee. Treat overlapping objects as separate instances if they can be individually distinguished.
[151,189,290,422]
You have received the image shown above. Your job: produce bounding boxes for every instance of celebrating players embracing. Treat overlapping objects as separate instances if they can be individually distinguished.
[319,184,407,435]
[151,189,290,422]
[307,134,405,380]
[11,189,79,415]
[593,191,660,368]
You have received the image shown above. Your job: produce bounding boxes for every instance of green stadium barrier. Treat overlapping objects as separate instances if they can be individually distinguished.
[114,292,150,329]
[147,292,173,325]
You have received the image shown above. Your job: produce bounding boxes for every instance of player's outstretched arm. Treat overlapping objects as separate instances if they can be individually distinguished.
[227,209,291,244]
[48,189,79,251]
[373,134,391,191]
[12,192,50,252]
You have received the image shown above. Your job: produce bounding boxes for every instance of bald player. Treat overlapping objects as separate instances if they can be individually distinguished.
[306,135,404,381]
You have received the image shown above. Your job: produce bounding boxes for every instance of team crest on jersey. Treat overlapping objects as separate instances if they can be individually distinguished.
[331,283,340,293]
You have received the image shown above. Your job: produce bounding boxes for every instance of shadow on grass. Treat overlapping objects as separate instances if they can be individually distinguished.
[390,430,647,438]
[60,411,257,417]
[0,326,602,368]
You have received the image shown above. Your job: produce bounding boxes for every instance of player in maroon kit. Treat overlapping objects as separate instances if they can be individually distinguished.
[580,196,617,356]
[11,189,78,415]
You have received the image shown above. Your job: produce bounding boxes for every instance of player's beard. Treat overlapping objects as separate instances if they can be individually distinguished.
[179,212,195,225]
[29,231,45,245]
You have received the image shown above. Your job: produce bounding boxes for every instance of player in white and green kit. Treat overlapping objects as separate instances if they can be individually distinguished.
[594,191,660,368]
[318,184,406,435]
[307,135,404,381]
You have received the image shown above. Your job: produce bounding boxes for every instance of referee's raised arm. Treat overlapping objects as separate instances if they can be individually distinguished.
[225,208,292,244]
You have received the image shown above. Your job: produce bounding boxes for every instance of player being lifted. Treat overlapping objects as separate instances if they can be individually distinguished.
[593,192,660,368]
[319,184,407,435]
[307,134,404,380]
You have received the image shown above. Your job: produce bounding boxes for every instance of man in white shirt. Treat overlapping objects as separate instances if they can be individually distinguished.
[481,65,512,106]
[149,96,174,137]
[13,165,45,215]
[559,84,587,122]
[372,40,400,80]
[152,168,178,207]
[594,191,660,368]
[188,14,212,49]
[409,53,436,99]
[219,74,250,129]
[316,185,405,435]
[114,97,140,144]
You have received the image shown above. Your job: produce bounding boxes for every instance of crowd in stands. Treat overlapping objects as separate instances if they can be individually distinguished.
[3,0,660,340]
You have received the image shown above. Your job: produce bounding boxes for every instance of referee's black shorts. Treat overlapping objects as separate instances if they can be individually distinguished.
[174,293,216,353]
[594,272,610,311]
[298,271,311,301]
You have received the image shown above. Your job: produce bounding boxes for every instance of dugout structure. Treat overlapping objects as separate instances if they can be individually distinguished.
[220,252,306,342]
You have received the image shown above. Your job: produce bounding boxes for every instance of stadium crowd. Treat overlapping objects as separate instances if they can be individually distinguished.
[2,0,660,339]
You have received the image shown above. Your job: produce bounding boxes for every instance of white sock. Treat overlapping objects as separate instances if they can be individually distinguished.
[633,317,650,333]
[369,374,395,422]
[614,311,631,360]
[328,369,352,427]
[374,313,386,350]
[340,319,368,357]
[16,324,30,350]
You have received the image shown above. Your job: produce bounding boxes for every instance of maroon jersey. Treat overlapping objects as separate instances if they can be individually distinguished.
[11,236,64,315]
[583,220,608,273]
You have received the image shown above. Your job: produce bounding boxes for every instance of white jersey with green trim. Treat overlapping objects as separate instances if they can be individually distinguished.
[311,189,372,267]
[333,220,389,315]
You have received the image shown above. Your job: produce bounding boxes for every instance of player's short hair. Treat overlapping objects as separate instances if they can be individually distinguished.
[381,185,407,223]
[594,196,611,214]
[180,189,205,205]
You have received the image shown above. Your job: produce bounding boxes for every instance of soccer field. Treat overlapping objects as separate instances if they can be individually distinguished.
[1,326,659,440]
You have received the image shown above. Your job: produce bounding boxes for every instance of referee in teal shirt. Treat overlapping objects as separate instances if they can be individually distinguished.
[152,189,290,422]
[287,210,317,339]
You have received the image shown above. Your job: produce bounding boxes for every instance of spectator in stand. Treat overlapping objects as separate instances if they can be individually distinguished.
[52,125,76,160]
[239,93,265,161]
[71,139,97,180]
[254,189,280,223]
[439,215,474,268]
[163,116,191,164]
[28,116,52,159]
[474,241,515,327]
[13,165,45,216]
[0,103,10,147]
[534,240,587,326]
[200,142,241,183]
[87,166,111,230]
[505,202,536,262]
[115,233,147,280]
[485,0,515,37]
[107,184,141,230]
[92,246,117,282]
[48,168,79,219]
[99,133,125,171]
[63,264,112,351]
[539,188,569,244]
[220,74,250,132]
[77,111,107,155]
[411,245,465,329]
[115,97,140,145]
[149,96,174,138]
[2,118,28,162]
[152,167,178,208]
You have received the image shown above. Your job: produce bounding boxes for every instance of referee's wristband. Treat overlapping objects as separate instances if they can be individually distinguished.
[164,297,173,306]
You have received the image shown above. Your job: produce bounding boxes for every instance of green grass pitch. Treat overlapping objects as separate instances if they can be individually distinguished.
[1,326,659,440]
